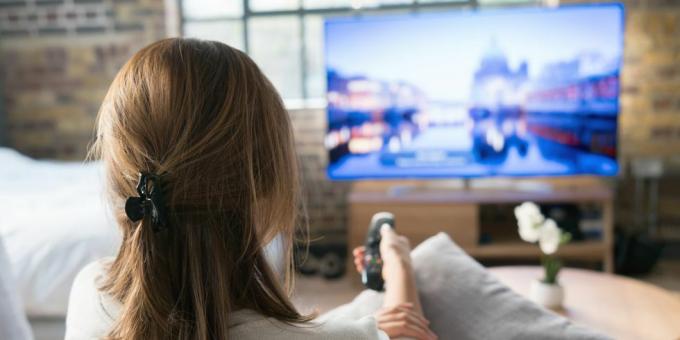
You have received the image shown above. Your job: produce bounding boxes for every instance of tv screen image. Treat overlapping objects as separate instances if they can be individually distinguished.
[325,4,623,180]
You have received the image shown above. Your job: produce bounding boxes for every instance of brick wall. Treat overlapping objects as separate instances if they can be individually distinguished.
[0,71,6,145]
[0,0,166,159]
[602,0,680,231]
[290,107,351,242]
[616,0,680,166]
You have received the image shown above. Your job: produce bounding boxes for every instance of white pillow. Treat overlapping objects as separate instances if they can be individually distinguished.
[0,148,121,316]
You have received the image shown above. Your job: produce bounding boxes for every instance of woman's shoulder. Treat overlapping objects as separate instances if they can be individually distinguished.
[65,258,120,340]
[314,315,389,340]
[229,309,388,340]
[72,259,109,286]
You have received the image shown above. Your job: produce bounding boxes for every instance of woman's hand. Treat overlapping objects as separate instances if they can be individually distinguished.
[354,227,433,338]
[374,303,437,340]
[352,226,413,281]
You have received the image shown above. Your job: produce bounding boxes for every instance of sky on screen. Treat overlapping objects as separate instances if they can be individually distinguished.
[325,5,623,101]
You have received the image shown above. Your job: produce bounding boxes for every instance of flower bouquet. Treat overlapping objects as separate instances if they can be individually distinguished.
[514,202,571,308]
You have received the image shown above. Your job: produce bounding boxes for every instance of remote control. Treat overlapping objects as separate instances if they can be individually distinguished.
[361,212,395,291]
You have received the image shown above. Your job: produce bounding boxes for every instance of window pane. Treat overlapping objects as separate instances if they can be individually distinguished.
[250,0,300,11]
[303,0,351,9]
[478,0,535,4]
[181,0,243,19]
[248,16,303,99]
[418,0,466,3]
[304,0,414,8]
[183,21,245,51]
[304,15,325,100]
[379,0,414,4]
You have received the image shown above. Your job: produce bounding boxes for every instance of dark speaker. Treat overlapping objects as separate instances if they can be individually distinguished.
[615,228,663,275]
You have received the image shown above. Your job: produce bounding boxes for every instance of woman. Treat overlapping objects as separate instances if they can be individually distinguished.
[65,38,436,340]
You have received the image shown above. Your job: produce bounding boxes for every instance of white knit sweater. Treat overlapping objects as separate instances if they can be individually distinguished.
[65,261,388,340]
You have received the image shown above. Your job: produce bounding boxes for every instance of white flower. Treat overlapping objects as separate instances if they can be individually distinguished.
[514,202,545,226]
[518,219,541,242]
[539,218,561,255]
[515,202,545,243]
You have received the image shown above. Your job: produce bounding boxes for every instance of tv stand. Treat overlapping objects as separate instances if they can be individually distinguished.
[385,178,563,197]
[348,177,614,273]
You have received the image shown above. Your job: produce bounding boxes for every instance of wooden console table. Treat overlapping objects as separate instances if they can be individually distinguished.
[348,177,614,272]
[489,266,680,340]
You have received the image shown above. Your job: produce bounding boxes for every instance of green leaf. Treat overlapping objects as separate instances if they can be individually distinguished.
[560,231,572,245]
[542,255,562,285]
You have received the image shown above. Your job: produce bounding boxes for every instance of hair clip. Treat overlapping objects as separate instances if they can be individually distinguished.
[125,172,168,232]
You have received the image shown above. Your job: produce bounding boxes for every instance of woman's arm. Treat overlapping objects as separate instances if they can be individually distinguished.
[378,226,423,314]
[353,227,437,340]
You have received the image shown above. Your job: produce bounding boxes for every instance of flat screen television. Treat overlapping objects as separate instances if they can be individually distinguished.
[325,3,623,180]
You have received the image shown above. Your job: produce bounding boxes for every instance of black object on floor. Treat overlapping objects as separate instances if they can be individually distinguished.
[615,228,663,275]
[295,242,347,280]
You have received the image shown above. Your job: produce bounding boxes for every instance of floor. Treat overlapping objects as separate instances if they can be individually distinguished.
[30,260,680,340]
[634,259,680,294]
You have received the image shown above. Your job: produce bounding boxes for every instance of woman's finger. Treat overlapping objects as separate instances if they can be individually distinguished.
[376,305,433,340]
[353,247,366,273]
[376,304,427,324]
[379,320,437,340]
[397,323,437,340]
[353,255,364,272]
[377,308,429,327]
[378,314,430,337]
[378,302,414,316]
[354,258,364,273]
[376,309,432,338]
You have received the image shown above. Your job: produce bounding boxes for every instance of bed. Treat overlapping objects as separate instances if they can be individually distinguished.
[0,147,121,317]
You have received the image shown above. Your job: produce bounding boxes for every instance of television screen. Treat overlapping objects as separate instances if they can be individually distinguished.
[325,4,623,180]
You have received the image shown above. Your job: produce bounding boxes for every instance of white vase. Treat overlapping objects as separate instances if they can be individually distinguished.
[529,279,564,309]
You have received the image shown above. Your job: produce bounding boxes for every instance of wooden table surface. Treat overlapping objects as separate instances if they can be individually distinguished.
[489,266,680,340]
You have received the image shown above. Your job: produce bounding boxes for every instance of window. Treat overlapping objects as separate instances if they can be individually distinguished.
[184,21,245,51]
[180,0,534,102]
[251,0,300,11]
[248,16,303,99]
[303,15,326,99]
[181,0,242,19]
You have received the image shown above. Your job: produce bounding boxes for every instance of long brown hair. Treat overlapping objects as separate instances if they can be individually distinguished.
[90,38,310,339]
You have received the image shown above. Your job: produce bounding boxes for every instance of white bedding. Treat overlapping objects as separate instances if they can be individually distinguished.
[0,148,121,317]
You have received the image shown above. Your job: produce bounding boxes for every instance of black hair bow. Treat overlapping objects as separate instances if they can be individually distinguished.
[125,172,168,233]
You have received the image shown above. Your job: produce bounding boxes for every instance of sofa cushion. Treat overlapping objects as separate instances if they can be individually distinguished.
[411,233,609,340]
[323,233,610,340]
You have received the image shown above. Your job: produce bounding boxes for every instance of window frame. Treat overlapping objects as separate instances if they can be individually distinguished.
[179,0,550,100]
